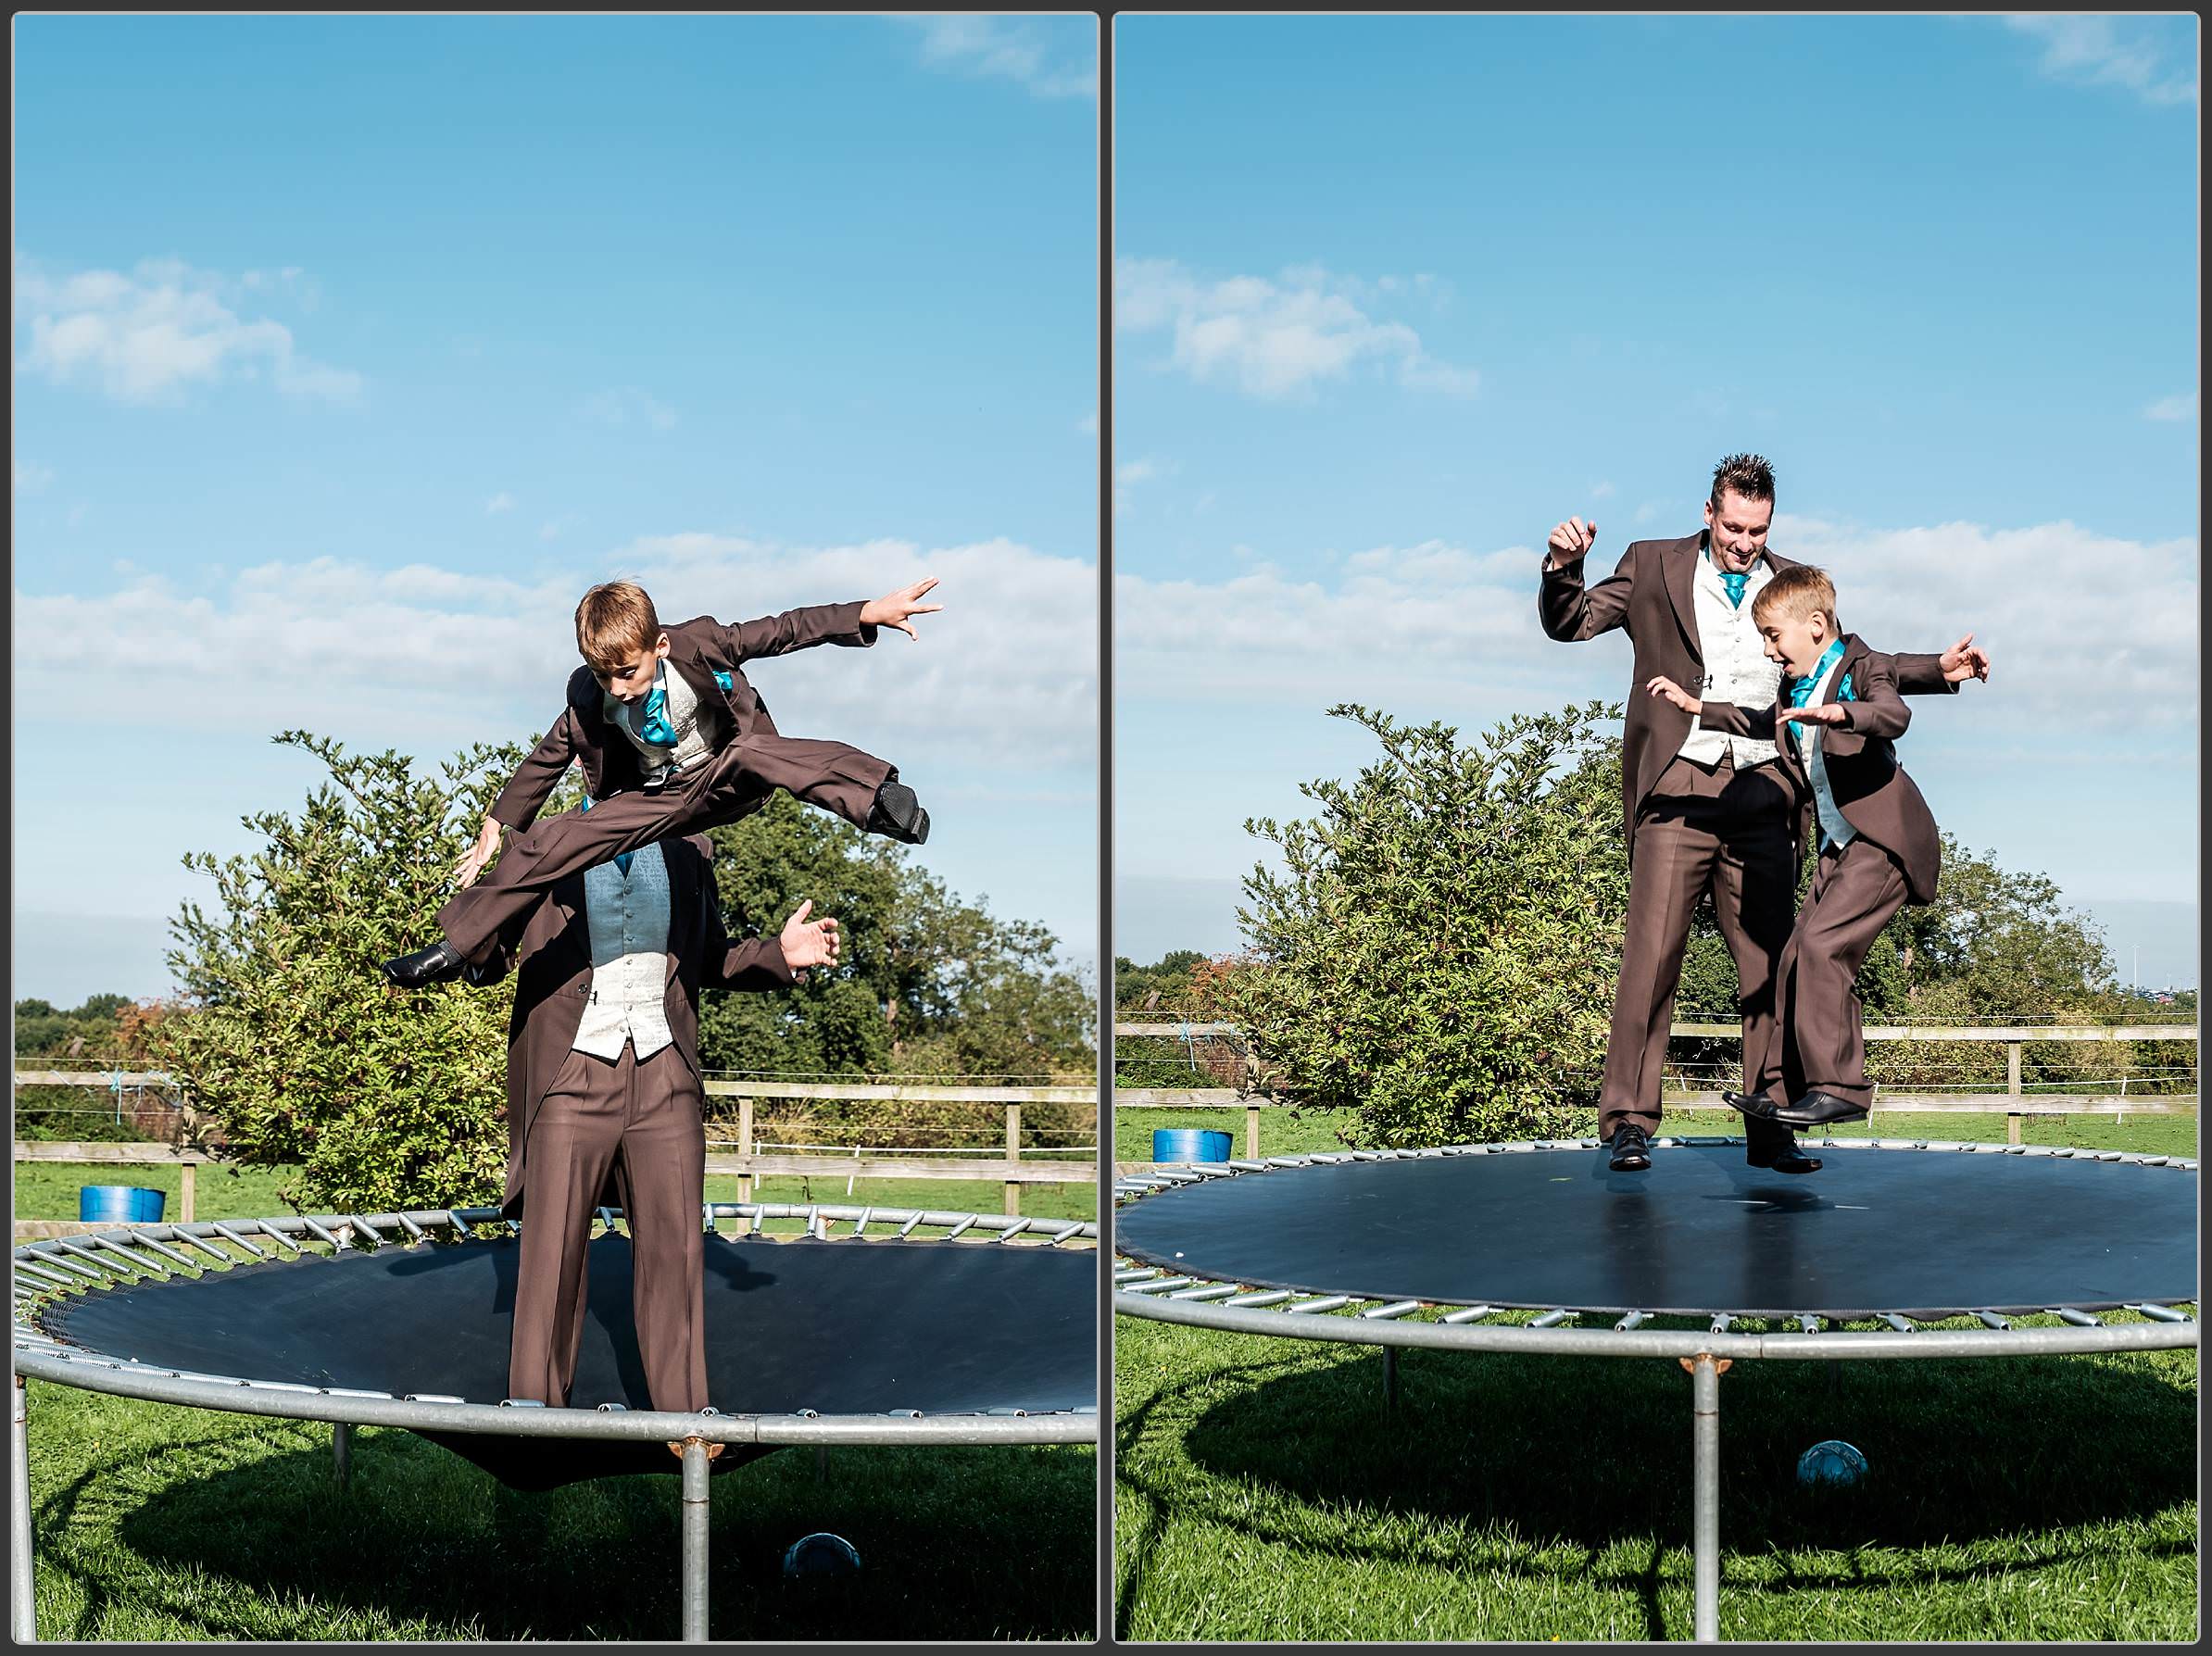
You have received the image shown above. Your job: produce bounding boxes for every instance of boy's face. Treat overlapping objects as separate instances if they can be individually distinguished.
[590,634,671,702]
[1758,608,1833,679]
[1703,487,1774,574]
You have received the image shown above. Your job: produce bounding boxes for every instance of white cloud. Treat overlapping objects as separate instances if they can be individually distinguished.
[2003,15,2197,106]
[894,14,1097,101]
[2144,392,2197,422]
[1116,257,1479,402]
[1116,516,2196,728]
[12,255,361,405]
[14,460,54,496]
[1590,481,1616,499]
[14,535,1098,769]
[484,492,517,515]
[1113,456,1175,515]
[576,386,679,430]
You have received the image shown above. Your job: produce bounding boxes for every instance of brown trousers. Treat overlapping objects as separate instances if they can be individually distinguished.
[507,1039,709,1412]
[1601,752,1797,1145]
[1758,837,1911,1110]
[440,731,891,960]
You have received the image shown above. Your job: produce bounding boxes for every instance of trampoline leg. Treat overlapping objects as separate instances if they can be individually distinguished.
[680,1436,711,1642]
[1380,1347,1399,1416]
[332,1422,352,1489]
[13,1374,34,1643]
[1685,1354,1729,1643]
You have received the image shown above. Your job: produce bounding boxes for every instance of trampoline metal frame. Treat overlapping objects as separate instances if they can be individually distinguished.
[1112,1135,2200,1643]
[12,1200,1100,1644]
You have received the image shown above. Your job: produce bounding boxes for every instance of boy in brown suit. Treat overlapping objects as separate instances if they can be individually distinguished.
[1648,564,1943,1130]
[383,576,939,987]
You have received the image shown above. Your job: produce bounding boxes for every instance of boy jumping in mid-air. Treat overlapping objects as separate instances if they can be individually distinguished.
[1646,564,1947,1132]
[382,576,940,987]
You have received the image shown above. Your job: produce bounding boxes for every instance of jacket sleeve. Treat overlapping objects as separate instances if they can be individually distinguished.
[720,601,878,663]
[1892,651,1960,696]
[699,884,799,993]
[1539,544,1636,642]
[1832,653,1911,744]
[489,705,580,832]
[1696,696,1786,741]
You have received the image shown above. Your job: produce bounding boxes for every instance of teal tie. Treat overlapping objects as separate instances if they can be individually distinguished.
[1788,639,1854,709]
[579,795,635,876]
[1719,571,1748,608]
[639,684,675,746]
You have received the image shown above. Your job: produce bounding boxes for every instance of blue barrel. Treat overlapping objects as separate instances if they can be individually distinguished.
[79,1186,165,1224]
[1152,1128,1232,1163]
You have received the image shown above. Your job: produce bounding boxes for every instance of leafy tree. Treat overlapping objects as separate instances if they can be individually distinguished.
[1224,702,1628,1148]
[151,732,539,1213]
[1113,950,1207,1010]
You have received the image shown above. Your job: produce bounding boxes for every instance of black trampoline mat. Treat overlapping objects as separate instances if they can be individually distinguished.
[1115,1145,2198,1320]
[40,1235,1096,1488]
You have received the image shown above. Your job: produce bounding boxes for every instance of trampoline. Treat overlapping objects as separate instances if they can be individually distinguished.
[12,1200,1098,1642]
[1113,1135,2199,1642]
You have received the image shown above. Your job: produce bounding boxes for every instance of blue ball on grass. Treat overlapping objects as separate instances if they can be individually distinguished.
[783,1532,863,1580]
[1796,1439,1869,1488]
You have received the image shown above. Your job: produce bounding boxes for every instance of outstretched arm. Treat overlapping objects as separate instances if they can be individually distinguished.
[701,892,840,992]
[1647,675,1787,744]
[459,707,582,887]
[1799,652,1909,742]
[1539,520,1635,642]
[720,577,942,662]
[1895,633,1991,696]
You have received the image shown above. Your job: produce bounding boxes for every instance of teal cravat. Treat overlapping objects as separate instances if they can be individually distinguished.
[639,684,675,746]
[1788,639,1854,709]
[1718,570,1748,608]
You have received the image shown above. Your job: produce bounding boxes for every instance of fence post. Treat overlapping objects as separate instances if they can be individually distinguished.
[1246,1100,1262,1160]
[2006,1041,2023,1145]
[180,1160,195,1224]
[1003,1103,1022,1218]
[735,1096,755,1236]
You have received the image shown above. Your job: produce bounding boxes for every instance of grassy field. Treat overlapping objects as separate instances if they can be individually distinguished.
[16,1157,1096,1640]
[1111,1105,2198,1641]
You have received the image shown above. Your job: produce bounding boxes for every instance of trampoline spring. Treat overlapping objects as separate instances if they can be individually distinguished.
[884,1410,924,1420]
[1708,1313,1733,1335]
[21,1248,110,1285]
[1123,1277,1197,1296]
[1976,1311,2011,1331]
[1615,1311,1650,1332]
[1362,1301,1424,1321]
[1225,1290,1294,1309]
[254,1222,302,1254]
[793,1409,821,1419]
[2053,1308,2104,1327]
[850,1208,874,1238]
[1440,1305,1495,1325]
[406,1394,466,1404]
[345,1217,385,1248]
[1226,1160,1269,1172]
[10,1289,39,1303]
[2134,1304,2193,1324]
[1263,1157,1307,1169]
[299,1218,346,1250]
[51,1242,137,1280]
[242,1379,321,1395]
[1169,1284,1241,1302]
[89,1237,172,1277]
[1529,1310,1577,1329]
[1798,1316,1823,1335]
[1878,1314,1914,1333]
[323,1387,394,1400]
[995,1219,1035,1243]
[984,1407,1030,1417]
[596,1403,629,1412]
[1112,1268,1161,1284]
[207,1223,267,1259]
[1045,1222,1087,1245]
[942,1216,979,1240]
[15,1255,97,1286]
[391,1214,430,1244]
[125,1235,204,1273]
[595,1207,618,1236]
[896,1213,927,1237]
[1285,1296,1354,1316]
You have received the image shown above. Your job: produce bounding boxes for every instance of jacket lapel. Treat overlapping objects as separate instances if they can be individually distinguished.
[1662,533,1701,660]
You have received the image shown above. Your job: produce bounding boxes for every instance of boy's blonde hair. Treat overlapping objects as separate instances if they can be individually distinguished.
[574,582,661,670]
[1751,564,1839,631]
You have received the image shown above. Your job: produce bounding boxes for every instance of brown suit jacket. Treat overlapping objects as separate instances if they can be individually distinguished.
[471,833,795,1216]
[1538,532,1956,858]
[1696,635,1943,904]
[489,602,879,832]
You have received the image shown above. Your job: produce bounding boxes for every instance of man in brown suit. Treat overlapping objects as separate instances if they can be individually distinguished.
[471,825,837,1412]
[1652,565,1943,1129]
[1540,454,1986,1173]
[383,577,937,987]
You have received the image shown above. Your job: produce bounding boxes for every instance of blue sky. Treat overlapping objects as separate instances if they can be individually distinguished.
[13,13,1100,1007]
[1113,14,2200,988]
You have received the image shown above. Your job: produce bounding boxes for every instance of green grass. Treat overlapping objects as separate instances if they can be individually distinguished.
[1112,1111,2199,1640]
[25,1383,1093,1640]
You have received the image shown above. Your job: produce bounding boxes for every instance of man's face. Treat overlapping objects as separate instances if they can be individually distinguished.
[1703,488,1774,573]
[1758,608,1831,680]
[590,634,670,702]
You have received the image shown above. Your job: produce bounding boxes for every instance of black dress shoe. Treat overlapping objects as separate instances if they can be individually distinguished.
[1723,1088,1790,1123]
[1606,1122,1653,1173]
[381,940,470,988]
[865,780,930,845]
[1781,1089,1869,1127]
[1744,1133,1824,1174]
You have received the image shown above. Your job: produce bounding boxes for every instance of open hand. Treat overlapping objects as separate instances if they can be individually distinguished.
[1546,517,1598,569]
[1940,632,1992,684]
[860,576,943,640]
[778,899,842,974]
[1780,703,1848,725]
[454,817,503,890]
[1645,674,1701,715]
